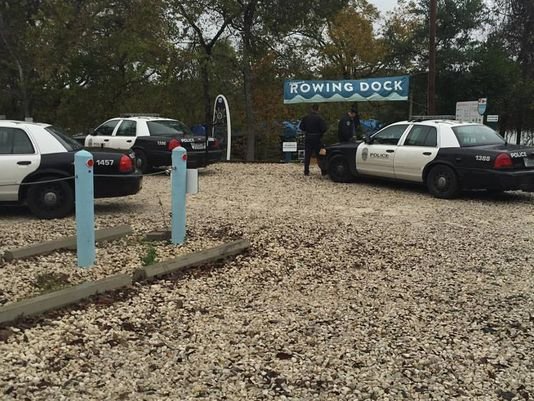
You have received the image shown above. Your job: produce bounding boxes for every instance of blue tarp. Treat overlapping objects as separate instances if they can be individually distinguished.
[284,76,409,104]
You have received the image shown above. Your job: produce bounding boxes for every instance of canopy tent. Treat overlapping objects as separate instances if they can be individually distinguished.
[283,75,409,104]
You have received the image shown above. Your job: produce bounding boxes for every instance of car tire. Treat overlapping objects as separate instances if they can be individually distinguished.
[426,165,460,199]
[26,179,74,219]
[328,155,352,183]
[135,149,150,174]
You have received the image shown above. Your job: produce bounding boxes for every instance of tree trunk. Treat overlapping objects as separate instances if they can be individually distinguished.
[200,54,212,128]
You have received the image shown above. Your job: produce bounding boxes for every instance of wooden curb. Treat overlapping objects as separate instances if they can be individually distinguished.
[0,274,132,325]
[143,230,171,242]
[0,239,250,326]
[134,239,251,281]
[3,225,133,261]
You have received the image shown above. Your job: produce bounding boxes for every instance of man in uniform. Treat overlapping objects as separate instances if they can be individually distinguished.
[299,104,328,176]
[338,106,360,143]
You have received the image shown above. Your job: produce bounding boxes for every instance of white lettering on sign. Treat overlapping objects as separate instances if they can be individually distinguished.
[312,83,324,92]
[288,78,406,96]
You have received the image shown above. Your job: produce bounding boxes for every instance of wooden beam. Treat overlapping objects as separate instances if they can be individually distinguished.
[3,225,133,261]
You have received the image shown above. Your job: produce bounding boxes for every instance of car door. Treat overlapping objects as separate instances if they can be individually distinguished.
[356,124,409,178]
[394,124,439,182]
[0,127,40,201]
[109,120,137,150]
[86,119,120,148]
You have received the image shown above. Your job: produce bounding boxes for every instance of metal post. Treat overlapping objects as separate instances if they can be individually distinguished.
[74,150,95,267]
[171,147,187,245]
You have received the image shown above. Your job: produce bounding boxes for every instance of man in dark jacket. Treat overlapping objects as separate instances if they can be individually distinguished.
[338,106,360,142]
[299,104,328,176]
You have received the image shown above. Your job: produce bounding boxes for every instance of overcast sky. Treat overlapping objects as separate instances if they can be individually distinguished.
[372,0,398,13]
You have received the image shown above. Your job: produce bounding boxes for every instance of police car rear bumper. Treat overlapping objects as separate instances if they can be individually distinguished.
[94,175,143,198]
[461,169,534,192]
[187,150,223,168]
[148,150,222,169]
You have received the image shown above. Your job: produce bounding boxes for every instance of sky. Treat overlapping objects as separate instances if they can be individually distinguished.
[372,0,398,13]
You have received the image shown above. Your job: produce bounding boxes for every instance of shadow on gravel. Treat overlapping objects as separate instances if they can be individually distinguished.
[0,205,33,220]
[94,201,146,215]
[340,176,533,203]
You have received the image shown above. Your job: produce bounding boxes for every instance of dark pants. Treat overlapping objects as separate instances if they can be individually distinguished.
[304,134,322,175]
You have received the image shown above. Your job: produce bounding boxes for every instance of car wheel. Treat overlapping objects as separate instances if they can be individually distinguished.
[426,165,460,199]
[135,150,150,174]
[328,155,352,183]
[26,179,74,219]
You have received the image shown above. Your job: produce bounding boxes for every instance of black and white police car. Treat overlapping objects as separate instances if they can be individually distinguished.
[82,116,223,172]
[320,120,534,198]
[0,120,142,219]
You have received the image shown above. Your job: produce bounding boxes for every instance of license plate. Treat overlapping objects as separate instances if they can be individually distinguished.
[191,143,206,150]
[524,158,534,167]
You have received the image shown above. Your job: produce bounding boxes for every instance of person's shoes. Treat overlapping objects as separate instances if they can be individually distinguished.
[304,172,310,176]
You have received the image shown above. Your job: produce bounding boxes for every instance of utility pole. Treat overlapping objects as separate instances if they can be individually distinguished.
[428,0,437,115]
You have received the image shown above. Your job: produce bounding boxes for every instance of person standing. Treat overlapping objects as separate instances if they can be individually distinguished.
[299,104,328,176]
[338,106,360,143]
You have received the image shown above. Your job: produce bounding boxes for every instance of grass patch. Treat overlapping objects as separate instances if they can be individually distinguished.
[34,272,71,294]
[141,245,158,266]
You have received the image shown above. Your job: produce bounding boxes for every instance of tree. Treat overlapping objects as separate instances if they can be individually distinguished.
[168,0,236,126]
[0,0,44,119]
[316,0,386,79]
[492,0,534,142]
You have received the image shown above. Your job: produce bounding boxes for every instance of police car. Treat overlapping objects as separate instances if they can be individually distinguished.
[83,116,223,172]
[320,120,534,198]
[0,121,142,219]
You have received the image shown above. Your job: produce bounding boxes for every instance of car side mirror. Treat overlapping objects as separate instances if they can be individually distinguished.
[364,135,373,144]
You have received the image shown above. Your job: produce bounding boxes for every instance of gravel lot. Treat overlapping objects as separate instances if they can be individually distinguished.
[1,163,533,400]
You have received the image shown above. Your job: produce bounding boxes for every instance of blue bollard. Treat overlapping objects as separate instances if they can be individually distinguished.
[171,147,187,245]
[74,150,95,267]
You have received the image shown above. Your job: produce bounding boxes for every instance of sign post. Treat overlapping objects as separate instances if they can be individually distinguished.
[74,150,95,267]
[171,147,187,245]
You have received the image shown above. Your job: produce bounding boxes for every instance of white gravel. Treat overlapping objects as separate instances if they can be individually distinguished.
[1,163,533,400]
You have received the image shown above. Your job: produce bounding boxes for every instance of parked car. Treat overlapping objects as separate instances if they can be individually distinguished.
[319,119,534,198]
[0,120,142,219]
[80,116,223,172]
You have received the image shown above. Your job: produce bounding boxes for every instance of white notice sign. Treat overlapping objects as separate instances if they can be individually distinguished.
[283,142,297,152]
[456,101,483,123]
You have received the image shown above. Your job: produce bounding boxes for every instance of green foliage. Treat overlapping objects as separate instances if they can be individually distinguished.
[141,245,158,267]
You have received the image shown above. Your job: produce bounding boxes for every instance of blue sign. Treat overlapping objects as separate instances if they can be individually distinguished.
[477,98,487,115]
[284,76,409,104]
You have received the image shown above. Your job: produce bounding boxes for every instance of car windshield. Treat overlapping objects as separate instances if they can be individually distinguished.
[45,126,83,151]
[452,124,505,147]
[147,120,193,136]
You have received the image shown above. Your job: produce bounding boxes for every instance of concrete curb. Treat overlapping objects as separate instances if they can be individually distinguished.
[3,225,133,261]
[0,274,132,325]
[134,239,251,280]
